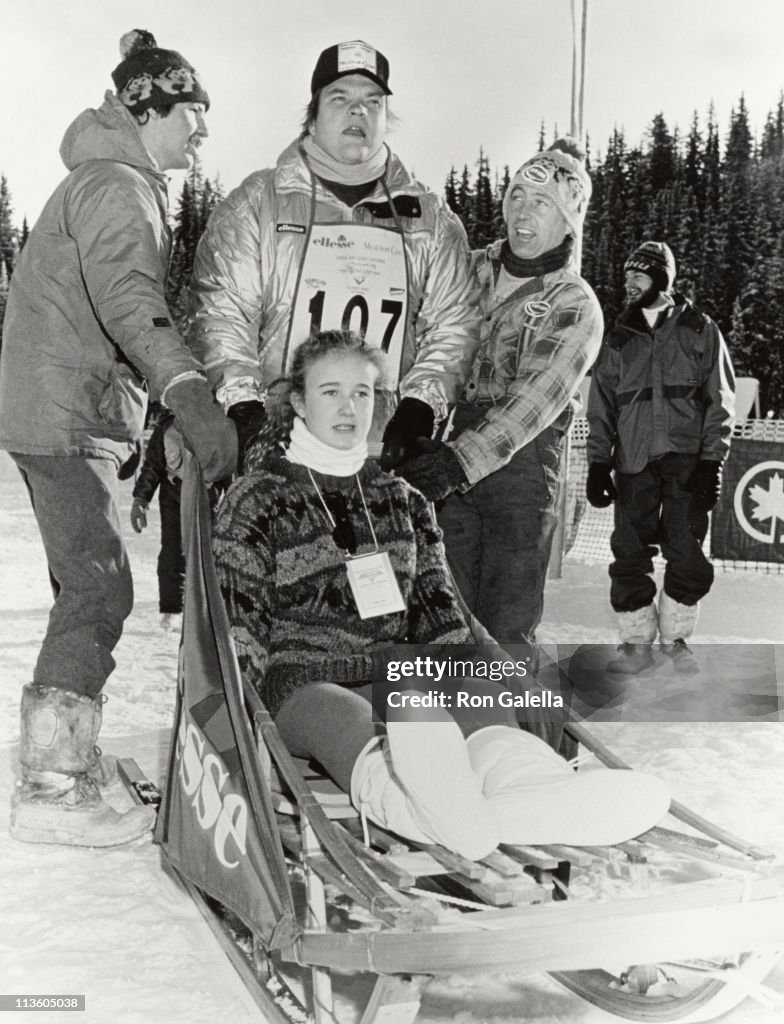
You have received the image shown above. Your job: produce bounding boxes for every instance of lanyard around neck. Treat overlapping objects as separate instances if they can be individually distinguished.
[307,469,380,555]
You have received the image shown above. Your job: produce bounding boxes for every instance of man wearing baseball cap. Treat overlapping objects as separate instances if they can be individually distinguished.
[0,29,237,848]
[586,241,736,673]
[187,40,480,471]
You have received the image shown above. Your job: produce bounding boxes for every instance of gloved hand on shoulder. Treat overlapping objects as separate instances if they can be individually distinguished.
[398,438,468,502]
[165,378,238,485]
[379,397,435,471]
[227,400,268,474]
[586,461,616,507]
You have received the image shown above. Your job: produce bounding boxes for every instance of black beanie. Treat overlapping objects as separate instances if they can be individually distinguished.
[624,241,676,293]
[112,30,210,116]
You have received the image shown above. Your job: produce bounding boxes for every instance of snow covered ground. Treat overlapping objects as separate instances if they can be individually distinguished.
[2,450,783,1024]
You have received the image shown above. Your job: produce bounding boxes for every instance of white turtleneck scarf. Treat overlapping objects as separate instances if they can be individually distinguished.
[284,416,367,476]
[301,135,389,187]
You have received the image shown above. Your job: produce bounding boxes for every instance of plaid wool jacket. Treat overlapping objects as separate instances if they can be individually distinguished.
[450,241,604,487]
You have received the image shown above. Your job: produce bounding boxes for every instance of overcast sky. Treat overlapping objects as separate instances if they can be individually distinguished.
[3,0,784,224]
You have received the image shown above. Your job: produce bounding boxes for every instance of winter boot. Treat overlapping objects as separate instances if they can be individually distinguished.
[10,684,156,848]
[467,725,671,846]
[658,593,701,674]
[350,712,499,861]
[607,603,658,675]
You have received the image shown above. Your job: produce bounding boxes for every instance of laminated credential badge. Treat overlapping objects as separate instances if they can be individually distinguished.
[345,552,406,619]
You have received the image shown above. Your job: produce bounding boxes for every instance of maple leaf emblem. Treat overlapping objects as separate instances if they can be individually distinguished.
[749,472,784,542]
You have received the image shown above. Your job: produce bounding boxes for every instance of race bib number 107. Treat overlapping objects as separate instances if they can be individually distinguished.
[288,223,409,384]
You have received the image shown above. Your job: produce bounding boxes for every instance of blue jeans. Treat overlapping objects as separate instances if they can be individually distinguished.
[437,417,566,648]
[12,453,134,699]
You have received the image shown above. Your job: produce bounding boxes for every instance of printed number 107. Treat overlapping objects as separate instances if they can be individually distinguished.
[308,291,403,352]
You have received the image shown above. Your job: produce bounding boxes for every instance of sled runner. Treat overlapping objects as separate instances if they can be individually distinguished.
[149,462,784,1024]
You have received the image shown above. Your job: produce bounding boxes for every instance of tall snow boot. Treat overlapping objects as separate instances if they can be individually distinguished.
[607,603,658,676]
[466,725,671,846]
[350,712,499,862]
[10,684,156,847]
[659,592,701,675]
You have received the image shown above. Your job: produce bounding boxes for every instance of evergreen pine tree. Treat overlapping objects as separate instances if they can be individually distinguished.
[444,167,460,215]
[472,148,496,248]
[492,165,510,241]
[0,175,19,279]
[456,165,475,246]
[0,259,9,336]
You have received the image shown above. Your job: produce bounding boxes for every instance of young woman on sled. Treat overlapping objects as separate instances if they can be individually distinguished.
[213,330,670,862]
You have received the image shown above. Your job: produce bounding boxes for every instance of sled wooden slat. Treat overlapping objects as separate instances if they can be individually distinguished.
[499,844,560,870]
[536,843,598,868]
[405,841,487,880]
[645,824,719,850]
[366,824,409,856]
[478,849,525,877]
[337,828,418,889]
[641,832,764,870]
[292,882,784,977]
[442,876,522,907]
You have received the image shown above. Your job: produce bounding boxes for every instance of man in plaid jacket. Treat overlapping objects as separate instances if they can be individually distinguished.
[400,139,602,654]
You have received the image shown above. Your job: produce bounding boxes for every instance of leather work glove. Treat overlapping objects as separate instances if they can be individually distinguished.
[165,378,238,485]
[586,461,617,508]
[379,397,435,471]
[398,439,468,502]
[227,400,268,474]
[687,459,722,512]
[130,498,149,534]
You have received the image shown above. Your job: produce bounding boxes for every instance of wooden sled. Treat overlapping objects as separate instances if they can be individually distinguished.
[151,463,784,1024]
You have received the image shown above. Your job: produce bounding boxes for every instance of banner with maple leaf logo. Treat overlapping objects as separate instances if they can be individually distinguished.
[711,439,784,562]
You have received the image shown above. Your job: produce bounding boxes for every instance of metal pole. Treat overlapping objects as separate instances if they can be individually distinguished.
[569,0,579,138]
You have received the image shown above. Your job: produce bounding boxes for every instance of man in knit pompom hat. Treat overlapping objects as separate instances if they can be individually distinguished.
[0,29,237,848]
[586,240,736,674]
[401,139,603,750]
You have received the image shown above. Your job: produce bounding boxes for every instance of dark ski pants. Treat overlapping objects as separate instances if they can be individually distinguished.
[12,452,134,700]
[437,421,566,648]
[158,481,184,614]
[610,453,713,613]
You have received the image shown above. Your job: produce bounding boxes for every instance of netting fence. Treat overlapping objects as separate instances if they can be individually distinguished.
[560,418,784,575]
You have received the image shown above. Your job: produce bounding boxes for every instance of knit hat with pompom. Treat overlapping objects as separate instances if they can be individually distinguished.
[503,137,592,240]
[112,29,209,116]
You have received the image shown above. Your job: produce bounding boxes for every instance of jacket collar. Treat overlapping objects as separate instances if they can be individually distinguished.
[614,292,689,333]
[273,137,422,203]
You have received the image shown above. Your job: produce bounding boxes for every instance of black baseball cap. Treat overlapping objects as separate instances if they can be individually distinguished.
[310,40,392,96]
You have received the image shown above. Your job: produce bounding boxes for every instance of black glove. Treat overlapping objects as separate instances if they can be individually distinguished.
[687,459,722,512]
[227,400,267,474]
[165,379,238,485]
[379,397,435,471]
[129,497,149,534]
[586,461,616,508]
[398,439,468,502]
